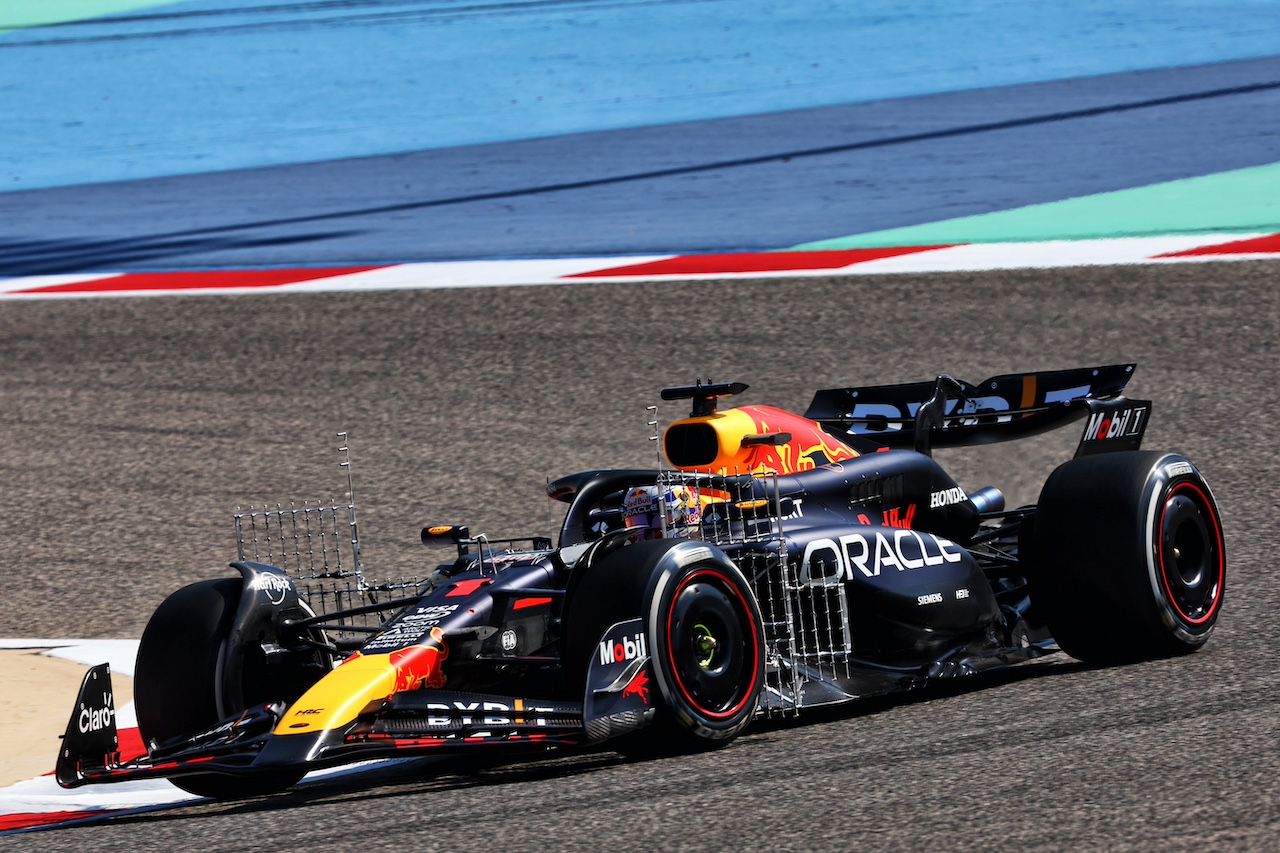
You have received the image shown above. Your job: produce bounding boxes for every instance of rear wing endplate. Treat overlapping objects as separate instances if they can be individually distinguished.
[1073,396,1151,457]
[805,364,1147,455]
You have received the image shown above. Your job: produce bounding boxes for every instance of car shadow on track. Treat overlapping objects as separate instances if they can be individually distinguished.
[76,749,633,831]
[73,656,1113,831]
[747,654,1096,737]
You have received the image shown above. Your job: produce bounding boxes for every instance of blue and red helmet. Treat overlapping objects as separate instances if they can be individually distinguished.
[622,484,702,539]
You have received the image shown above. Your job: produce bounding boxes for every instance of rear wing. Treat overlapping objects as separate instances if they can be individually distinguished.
[804,364,1149,456]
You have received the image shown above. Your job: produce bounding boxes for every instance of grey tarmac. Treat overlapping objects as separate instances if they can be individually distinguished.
[2,261,1277,849]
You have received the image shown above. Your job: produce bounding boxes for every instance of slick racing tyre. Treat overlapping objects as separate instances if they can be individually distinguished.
[1027,451,1225,663]
[562,539,765,753]
[134,578,307,798]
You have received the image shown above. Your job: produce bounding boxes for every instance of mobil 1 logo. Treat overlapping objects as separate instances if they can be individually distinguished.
[1075,398,1152,457]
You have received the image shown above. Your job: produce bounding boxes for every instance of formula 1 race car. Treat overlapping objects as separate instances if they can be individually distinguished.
[57,366,1226,798]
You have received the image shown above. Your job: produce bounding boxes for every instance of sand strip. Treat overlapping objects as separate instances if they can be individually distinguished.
[0,650,134,788]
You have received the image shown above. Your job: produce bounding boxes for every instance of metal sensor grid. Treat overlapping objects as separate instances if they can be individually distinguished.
[656,467,813,717]
[233,501,432,643]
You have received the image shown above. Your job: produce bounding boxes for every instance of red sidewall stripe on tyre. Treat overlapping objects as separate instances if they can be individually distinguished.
[663,568,761,721]
[1157,481,1225,626]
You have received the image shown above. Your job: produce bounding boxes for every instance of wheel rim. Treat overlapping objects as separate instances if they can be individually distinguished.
[1157,482,1224,625]
[664,569,759,720]
[692,622,718,668]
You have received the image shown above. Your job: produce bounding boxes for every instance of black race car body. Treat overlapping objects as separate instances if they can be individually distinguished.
[57,366,1226,797]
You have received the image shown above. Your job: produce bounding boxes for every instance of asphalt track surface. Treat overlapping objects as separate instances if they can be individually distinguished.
[3,260,1279,849]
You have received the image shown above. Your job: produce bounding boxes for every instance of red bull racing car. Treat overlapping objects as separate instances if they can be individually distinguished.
[57,366,1226,798]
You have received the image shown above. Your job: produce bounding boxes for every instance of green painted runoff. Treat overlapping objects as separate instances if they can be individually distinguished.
[791,161,1280,250]
[0,1,180,31]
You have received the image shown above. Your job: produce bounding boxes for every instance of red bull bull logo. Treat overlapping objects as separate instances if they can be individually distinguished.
[665,404,858,476]
[390,627,449,692]
[741,406,858,474]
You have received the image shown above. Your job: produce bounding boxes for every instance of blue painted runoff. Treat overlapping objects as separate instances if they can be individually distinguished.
[2,0,1279,191]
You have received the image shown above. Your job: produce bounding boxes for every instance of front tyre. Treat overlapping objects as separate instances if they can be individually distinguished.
[1029,452,1226,663]
[647,559,764,743]
[562,540,765,752]
[134,578,306,798]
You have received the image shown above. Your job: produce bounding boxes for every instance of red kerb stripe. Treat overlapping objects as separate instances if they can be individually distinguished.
[118,726,146,763]
[566,246,952,277]
[1157,233,1280,257]
[16,267,381,294]
[0,810,103,831]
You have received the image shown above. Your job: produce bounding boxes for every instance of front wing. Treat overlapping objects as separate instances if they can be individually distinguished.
[57,619,655,789]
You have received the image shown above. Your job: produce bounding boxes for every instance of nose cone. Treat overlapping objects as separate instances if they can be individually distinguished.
[273,629,448,736]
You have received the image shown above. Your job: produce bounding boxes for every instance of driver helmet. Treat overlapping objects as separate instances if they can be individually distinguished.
[622,484,702,540]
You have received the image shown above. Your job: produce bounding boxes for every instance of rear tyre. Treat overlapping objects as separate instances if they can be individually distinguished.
[134,578,307,798]
[1028,452,1225,663]
[562,540,765,753]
